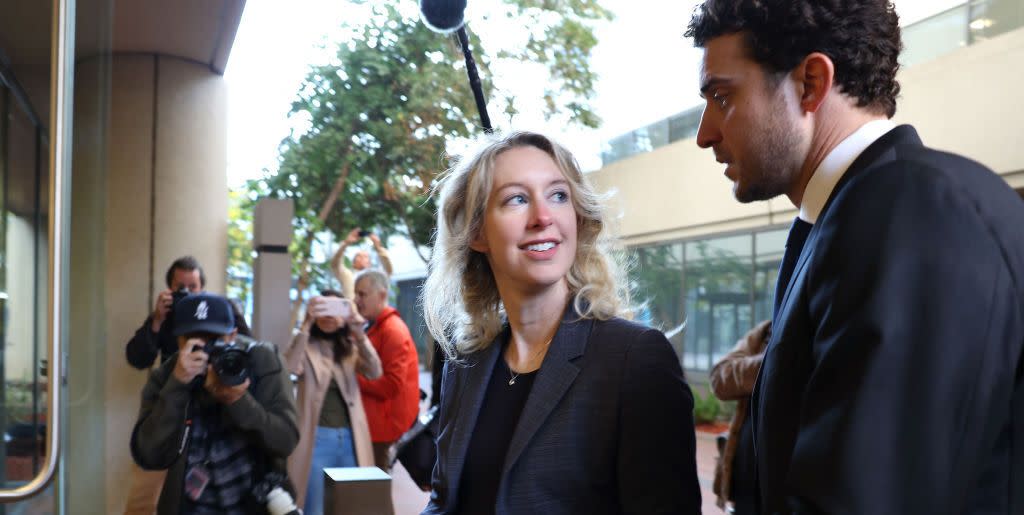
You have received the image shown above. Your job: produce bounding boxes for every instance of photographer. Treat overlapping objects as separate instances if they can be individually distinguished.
[130,293,300,515]
[330,228,393,300]
[284,290,382,515]
[125,256,206,369]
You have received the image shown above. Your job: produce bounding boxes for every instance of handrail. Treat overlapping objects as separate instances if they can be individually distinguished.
[0,0,71,501]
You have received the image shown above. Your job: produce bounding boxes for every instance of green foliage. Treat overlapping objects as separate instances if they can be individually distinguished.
[236,0,612,296]
[692,384,722,425]
[226,189,254,305]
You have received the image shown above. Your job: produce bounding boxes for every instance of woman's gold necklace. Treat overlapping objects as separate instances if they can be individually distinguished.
[507,337,553,386]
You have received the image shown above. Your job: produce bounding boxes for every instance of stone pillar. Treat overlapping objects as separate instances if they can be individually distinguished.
[252,198,294,347]
[69,53,229,515]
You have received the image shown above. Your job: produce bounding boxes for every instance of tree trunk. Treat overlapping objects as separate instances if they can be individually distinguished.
[288,160,353,329]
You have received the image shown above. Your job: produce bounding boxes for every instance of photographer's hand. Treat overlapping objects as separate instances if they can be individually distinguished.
[345,300,367,338]
[369,232,383,249]
[151,290,173,332]
[301,297,318,333]
[204,366,250,405]
[344,228,362,245]
[173,340,208,384]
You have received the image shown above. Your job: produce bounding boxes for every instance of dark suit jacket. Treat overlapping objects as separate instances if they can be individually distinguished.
[752,125,1024,514]
[423,308,702,514]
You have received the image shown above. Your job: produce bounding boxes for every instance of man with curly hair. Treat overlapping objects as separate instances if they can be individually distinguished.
[686,1,1024,513]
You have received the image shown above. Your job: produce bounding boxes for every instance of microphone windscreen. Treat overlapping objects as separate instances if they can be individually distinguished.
[420,0,468,33]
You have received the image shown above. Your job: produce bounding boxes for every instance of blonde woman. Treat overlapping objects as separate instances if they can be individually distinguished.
[284,290,382,515]
[421,131,701,514]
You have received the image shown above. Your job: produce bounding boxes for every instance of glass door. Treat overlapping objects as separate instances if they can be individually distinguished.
[0,0,70,511]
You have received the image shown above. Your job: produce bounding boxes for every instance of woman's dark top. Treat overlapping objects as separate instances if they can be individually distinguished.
[457,350,539,515]
[318,379,351,428]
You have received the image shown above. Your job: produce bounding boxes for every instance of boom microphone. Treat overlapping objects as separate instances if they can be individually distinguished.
[419,0,468,34]
[418,0,493,133]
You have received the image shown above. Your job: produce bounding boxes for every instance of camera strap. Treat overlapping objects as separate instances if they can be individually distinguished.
[178,398,194,456]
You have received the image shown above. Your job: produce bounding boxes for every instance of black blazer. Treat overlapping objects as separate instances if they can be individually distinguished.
[752,125,1024,514]
[423,308,702,514]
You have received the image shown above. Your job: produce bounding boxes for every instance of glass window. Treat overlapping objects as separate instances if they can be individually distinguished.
[969,0,1024,42]
[754,229,787,322]
[632,243,685,358]
[1,66,51,496]
[902,4,969,67]
[683,234,753,371]
[628,227,786,372]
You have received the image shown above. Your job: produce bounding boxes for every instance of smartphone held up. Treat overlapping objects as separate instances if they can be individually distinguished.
[310,295,351,319]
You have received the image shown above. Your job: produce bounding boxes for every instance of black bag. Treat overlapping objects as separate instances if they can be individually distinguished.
[391,405,439,490]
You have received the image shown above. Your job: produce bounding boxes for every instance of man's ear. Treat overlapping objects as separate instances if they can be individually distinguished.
[794,52,834,114]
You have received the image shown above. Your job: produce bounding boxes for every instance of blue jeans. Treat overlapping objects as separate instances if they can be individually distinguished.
[304,425,357,515]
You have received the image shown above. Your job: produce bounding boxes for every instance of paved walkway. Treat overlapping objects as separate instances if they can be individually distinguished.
[392,430,724,514]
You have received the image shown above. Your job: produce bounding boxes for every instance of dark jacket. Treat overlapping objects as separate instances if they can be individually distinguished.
[125,315,177,369]
[130,337,300,515]
[753,125,1024,514]
[423,309,702,514]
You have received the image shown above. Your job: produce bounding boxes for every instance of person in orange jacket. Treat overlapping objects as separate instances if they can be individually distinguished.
[353,268,421,471]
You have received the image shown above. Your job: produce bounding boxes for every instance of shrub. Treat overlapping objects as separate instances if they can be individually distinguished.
[692,385,721,425]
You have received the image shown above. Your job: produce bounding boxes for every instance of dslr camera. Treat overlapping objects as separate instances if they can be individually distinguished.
[195,339,251,386]
[163,287,191,334]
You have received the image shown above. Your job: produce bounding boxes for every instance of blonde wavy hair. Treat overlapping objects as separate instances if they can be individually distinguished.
[422,131,631,360]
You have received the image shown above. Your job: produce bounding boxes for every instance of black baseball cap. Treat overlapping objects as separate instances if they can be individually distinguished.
[172,293,235,336]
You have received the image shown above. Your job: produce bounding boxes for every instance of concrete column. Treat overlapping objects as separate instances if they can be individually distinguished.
[69,53,229,515]
[252,198,294,348]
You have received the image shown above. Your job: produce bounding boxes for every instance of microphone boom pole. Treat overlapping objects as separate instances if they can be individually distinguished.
[455,26,493,134]
[419,0,492,134]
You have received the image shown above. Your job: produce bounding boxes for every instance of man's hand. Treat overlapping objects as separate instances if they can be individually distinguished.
[369,233,382,248]
[345,300,367,338]
[345,228,362,245]
[151,289,173,331]
[173,339,208,384]
[204,366,250,405]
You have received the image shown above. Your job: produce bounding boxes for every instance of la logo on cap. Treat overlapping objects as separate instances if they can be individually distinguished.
[195,301,209,320]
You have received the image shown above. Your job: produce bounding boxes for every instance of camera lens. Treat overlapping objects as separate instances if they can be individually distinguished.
[213,348,249,386]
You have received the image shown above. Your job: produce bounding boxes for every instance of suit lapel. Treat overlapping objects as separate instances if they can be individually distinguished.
[501,310,591,478]
[445,333,504,495]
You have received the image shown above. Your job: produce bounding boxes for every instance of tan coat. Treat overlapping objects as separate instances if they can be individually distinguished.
[709,319,771,510]
[284,330,383,506]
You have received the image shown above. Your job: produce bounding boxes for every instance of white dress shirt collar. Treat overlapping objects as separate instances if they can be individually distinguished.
[799,119,896,224]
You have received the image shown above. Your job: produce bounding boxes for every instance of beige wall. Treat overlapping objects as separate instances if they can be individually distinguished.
[589,26,1024,245]
[68,53,229,515]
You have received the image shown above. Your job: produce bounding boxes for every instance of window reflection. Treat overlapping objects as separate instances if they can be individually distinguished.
[630,227,786,373]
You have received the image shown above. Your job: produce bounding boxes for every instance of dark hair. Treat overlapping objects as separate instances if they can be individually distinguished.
[310,289,351,360]
[229,299,253,337]
[165,255,206,288]
[685,0,902,117]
